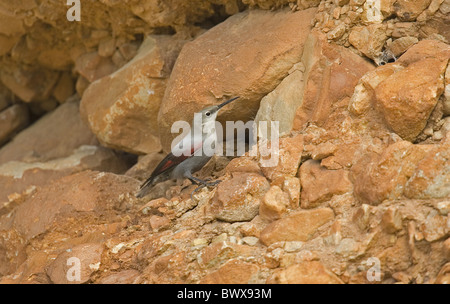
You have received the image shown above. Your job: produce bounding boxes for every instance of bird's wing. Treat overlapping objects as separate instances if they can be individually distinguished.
[139,137,203,190]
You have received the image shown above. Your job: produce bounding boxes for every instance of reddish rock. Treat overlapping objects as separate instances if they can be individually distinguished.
[435,262,450,284]
[260,134,304,182]
[0,100,97,164]
[81,35,186,154]
[0,145,129,202]
[349,24,387,60]
[267,261,343,284]
[292,30,374,131]
[351,141,429,205]
[198,241,259,269]
[281,176,300,209]
[10,171,138,240]
[0,67,59,103]
[98,269,140,284]
[200,259,260,284]
[46,243,104,284]
[74,51,116,83]
[0,104,29,146]
[224,156,262,175]
[374,57,447,141]
[404,142,450,199]
[394,0,431,21]
[209,172,270,222]
[52,72,75,103]
[259,208,335,245]
[381,207,403,234]
[259,185,290,222]
[158,8,317,151]
[299,160,352,208]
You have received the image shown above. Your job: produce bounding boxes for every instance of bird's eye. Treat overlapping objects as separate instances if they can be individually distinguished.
[205,111,211,117]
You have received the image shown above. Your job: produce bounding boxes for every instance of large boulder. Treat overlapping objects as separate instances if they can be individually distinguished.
[80,35,187,154]
[158,8,317,151]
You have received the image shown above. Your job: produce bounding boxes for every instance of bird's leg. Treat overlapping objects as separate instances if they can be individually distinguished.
[188,176,221,187]
[186,174,222,201]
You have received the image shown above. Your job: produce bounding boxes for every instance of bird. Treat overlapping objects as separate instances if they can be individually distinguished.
[136,96,240,199]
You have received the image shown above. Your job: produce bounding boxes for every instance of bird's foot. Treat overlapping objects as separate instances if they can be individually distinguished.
[190,179,222,201]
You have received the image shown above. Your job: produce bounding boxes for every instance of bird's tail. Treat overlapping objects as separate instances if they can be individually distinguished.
[136,176,155,198]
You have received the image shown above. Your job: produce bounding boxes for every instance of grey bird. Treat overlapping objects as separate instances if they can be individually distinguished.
[136,96,240,198]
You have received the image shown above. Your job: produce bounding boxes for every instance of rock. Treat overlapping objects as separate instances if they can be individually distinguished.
[209,173,270,222]
[52,72,75,104]
[259,185,290,221]
[435,262,450,284]
[125,152,165,181]
[197,241,259,269]
[259,208,335,245]
[0,66,59,103]
[81,35,186,154]
[10,171,138,240]
[224,156,262,175]
[394,0,432,21]
[419,210,448,242]
[348,63,404,116]
[74,51,117,83]
[386,37,419,58]
[267,261,343,284]
[374,57,448,141]
[351,141,428,205]
[255,62,306,138]
[281,176,301,209]
[291,30,374,131]
[299,160,352,208]
[98,269,140,284]
[158,8,317,151]
[444,238,450,260]
[46,243,104,284]
[199,259,260,284]
[349,24,388,61]
[0,99,97,164]
[381,207,403,233]
[260,134,304,182]
[0,104,29,146]
[0,145,130,202]
[404,142,450,199]
[445,63,450,116]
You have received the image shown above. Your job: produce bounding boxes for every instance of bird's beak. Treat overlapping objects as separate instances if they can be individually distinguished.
[217,96,239,109]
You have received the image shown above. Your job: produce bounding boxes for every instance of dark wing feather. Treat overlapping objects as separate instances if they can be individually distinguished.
[139,152,190,190]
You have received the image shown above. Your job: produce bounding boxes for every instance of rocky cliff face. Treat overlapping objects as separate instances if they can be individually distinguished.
[0,0,449,284]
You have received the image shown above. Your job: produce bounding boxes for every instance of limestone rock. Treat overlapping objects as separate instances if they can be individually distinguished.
[374,57,448,141]
[0,104,29,146]
[199,259,260,284]
[299,160,352,208]
[46,243,104,284]
[158,8,317,151]
[0,67,59,103]
[10,171,138,240]
[349,24,388,61]
[351,141,429,205]
[259,185,290,221]
[0,145,129,202]
[260,134,304,182]
[394,0,432,21]
[259,208,335,245]
[267,261,344,284]
[292,30,374,131]
[209,172,270,222]
[404,142,450,199]
[0,99,97,164]
[81,35,187,154]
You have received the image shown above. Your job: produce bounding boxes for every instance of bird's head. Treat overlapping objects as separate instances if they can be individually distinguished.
[200,96,240,123]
